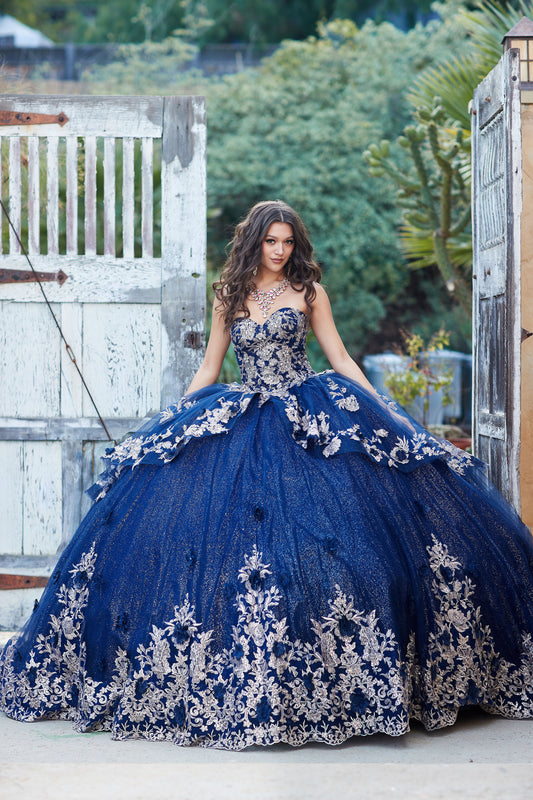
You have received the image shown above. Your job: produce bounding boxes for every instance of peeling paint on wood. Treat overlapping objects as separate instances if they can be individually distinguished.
[82,303,161,417]
[0,256,161,302]
[0,94,206,572]
[0,417,145,440]
[22,442,62,556]
[472,50,522,510]
[161,96,206,405]
[0,302,61,417]
[0,95,164,138]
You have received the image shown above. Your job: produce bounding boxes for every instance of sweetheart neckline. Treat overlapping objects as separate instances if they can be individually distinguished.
[231,307,308,330]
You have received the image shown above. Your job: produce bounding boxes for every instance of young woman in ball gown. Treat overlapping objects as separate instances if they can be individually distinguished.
[1,200,533,750]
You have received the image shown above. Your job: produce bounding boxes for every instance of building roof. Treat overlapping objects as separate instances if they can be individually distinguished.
[502,16,533,42]
[0,14,54,47]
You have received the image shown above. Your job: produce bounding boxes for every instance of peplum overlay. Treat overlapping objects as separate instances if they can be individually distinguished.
[88,308,477,501]
[2,306,533,749]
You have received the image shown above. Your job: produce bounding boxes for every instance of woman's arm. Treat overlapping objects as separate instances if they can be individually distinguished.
[310,284,378,395]
[185,299,231,394]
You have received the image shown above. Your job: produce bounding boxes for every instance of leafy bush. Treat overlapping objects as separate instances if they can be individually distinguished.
[384,327,453,425]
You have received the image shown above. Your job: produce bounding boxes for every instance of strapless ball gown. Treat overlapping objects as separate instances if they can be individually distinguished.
[1,307,533,749]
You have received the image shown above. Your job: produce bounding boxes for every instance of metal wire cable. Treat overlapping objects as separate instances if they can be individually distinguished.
[0,197,114,441]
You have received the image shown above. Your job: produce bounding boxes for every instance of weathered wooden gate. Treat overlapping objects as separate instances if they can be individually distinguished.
[0,94,206,574]
[471,49,522,510]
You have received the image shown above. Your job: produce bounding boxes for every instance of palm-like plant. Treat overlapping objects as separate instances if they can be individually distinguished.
[365,0,533,314]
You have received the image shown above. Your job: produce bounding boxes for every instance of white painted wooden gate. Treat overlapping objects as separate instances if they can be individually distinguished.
[0,94,206,564]
[471,50,522,510]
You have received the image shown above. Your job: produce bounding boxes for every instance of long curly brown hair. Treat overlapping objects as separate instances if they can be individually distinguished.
[214,200,322,330]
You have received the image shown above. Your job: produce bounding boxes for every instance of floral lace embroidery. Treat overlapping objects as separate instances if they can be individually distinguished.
[326,378,360,412]
[284,389,472,474]
[230,308,315,396]
[0,545,97,722]
[91,395,253,500]
[2,542,533,748]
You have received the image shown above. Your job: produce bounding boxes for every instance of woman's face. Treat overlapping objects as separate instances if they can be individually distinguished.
[260,222,294,277]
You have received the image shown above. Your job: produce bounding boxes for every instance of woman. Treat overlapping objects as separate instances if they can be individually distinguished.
[1,200,533,750]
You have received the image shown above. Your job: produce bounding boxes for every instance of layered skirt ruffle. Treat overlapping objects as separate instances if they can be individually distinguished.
[2,375,533,749]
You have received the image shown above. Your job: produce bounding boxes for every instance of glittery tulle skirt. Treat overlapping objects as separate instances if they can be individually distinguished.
[1,375,533,749]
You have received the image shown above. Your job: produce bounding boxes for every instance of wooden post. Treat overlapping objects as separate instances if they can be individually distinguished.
[161,96,207,406]
[471,50,522,511]
[519,91,533,528]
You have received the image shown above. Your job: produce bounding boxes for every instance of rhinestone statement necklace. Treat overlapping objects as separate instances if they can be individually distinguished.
[248,278,289,318]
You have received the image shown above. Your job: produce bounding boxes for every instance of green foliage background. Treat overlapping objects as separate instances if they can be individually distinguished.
[204,18,471,367]
[9,0,495,376]
[79,6,475,376]
[8,0,434,44]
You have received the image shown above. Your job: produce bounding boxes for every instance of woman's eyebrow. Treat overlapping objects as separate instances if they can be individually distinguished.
[264,235,294,240]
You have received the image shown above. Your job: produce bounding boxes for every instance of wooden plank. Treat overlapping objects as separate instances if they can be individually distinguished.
[0,302,61,417]
[60,439,83,550]
[0,555,59,569]
[0,574,48,589]
[60,303,83,416]
[66,135,78,255]
[84,135,97,255]
[507,48,523,511]
[142,137,153,257]
[160,96,206,405]
[22,441,62,556]
[122,137,135,258]
[103,138,115,256]
[47,136,59,255]
[27,136,40,255]
[519,102,533,528]
[0,441,23,554]
[0,135,3,255]
[472,50,522,509]
[478,412,506,439]
[81,439,112,517]
[0,417,145,440]
[0,95,164,138]
[8,137,21,255]
[82,303,161,417]
[0,255,161,303]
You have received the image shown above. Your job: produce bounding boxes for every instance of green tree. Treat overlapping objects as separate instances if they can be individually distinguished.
[7,0,436,46]
[205,17,469,364]
[365,0,533,314]
[199,0,434,43]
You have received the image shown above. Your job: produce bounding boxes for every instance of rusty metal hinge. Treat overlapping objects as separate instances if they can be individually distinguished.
[0,111,69,127]
[0,268,68,286]
[184,331,203,349]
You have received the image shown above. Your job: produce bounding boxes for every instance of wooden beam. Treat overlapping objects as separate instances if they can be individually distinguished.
[0,574,48,590]
[0,416,146,440]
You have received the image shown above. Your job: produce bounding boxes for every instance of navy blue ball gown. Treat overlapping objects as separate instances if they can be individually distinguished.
[2,306,533,749]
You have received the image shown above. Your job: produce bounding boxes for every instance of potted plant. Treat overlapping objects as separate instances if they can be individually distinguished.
[382,329,471,449]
